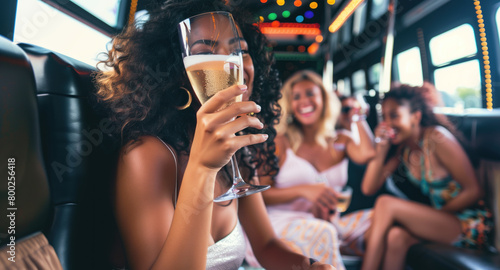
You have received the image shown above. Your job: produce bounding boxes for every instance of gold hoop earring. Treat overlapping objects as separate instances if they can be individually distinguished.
[176,87,192,110]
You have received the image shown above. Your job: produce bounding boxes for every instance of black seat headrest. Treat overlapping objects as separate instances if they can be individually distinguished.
[17,43,96,96]
[0,36,51,241]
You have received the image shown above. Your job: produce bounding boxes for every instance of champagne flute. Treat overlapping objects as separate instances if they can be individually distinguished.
[334,186,353,213]
[178,11,270,202]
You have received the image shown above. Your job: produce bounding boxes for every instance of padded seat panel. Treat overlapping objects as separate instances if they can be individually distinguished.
[0,36,50,241]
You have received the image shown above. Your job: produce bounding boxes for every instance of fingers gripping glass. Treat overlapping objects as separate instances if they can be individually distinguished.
[178,11,270,202]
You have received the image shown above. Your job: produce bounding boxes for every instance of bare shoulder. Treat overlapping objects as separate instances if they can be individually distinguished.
[274,134,290,166]
[274,134,289,154]
[117,135,177,191]
[426,126,460,148]
[115,136,177,269]
[274,134,289,146]
[425,126,468,163]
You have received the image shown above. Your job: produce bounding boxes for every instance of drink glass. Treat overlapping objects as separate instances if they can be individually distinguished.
[335,185,352,213]
[178,11,270,202]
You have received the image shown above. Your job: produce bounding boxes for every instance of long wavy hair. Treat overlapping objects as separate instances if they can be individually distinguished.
[383,84,465,162]
[95,0,281,183]
[276,70,340,151]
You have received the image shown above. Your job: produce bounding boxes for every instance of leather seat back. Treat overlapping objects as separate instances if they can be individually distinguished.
[0,36,51,242]
[18,43,119,270]
[446,110,500,250]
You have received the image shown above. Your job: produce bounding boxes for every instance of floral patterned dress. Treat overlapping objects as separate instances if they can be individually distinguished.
[402,137,493,249]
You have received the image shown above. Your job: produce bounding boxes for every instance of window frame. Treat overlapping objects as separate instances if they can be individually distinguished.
[428,23,478,67]
[394,46,424,87]
[41,0,130,36]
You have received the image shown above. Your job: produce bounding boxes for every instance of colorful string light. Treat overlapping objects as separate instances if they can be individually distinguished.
[305,11,314,19]
[259,22,321,35]
[474,0,493,109]
[307,42,319,54]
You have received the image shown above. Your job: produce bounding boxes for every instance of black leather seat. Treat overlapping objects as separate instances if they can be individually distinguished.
[16,43,119,270]
[407,242,500,270]
[0,36,57,267]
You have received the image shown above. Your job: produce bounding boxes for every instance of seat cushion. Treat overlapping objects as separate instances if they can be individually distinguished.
[407,243,500,270]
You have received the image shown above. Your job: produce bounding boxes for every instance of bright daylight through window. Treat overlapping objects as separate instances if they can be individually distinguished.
[14,0,111,66]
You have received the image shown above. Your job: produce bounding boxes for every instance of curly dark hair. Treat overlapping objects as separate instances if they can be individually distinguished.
[383,84,455,131]
[382,84,467,162]
[95,0,281,184]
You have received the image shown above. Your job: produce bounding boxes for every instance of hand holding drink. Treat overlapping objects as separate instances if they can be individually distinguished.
[178,11,270,202]
[374,122,395,150]
[335,185,353,213]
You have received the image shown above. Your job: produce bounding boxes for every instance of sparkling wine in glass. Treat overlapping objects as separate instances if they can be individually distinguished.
[335,186,353,212]
[178,11,270,202]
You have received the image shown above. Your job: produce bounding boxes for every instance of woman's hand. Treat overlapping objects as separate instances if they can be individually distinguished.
[189,85,268,172]
[374,122,394,153]
[301,184,337,219]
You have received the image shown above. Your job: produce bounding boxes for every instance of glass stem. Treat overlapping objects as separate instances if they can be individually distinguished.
[230,155,242,184]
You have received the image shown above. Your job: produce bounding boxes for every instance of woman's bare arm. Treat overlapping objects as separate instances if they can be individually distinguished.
[429,126,481,212]
[115,136,216,270]
[116,85,267,269]
[345,119,376,164]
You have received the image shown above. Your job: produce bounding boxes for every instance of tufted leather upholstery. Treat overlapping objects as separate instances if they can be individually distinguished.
[16,43,119,270]
[0,35,51,246]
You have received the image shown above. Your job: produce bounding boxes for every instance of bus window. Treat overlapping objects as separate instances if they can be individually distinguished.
[342,17,353,45]
[429,23,481,109]
[352,69,366,92]
[337,77,352,96]
[368,63,381,90]
[353,1,368,36]
[344,77,352,95]
[429,24,477,66]
[371,0,389,20]
[395,47,423,87]
[71,0,123,27]
[14,0,111,66]
[337,79,346,95]
[434,60,481,109]
[497,7,500,46]
[331,31,340,51]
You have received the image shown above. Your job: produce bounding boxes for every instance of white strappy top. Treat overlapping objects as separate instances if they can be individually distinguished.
[157,137,246,269]
[267,148,348,213]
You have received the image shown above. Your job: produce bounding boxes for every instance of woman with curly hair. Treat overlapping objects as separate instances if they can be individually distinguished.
[95,0,334,269]
[361,84,492,270]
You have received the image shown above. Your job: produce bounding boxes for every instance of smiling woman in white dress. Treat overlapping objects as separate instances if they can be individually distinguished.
[245,70,375,269]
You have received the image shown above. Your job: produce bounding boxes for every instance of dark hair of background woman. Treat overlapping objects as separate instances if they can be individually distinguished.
[95,0,282,184]
[382,84,470,163]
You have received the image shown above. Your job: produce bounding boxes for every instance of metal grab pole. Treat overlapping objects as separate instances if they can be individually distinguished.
[377,0,398,121]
